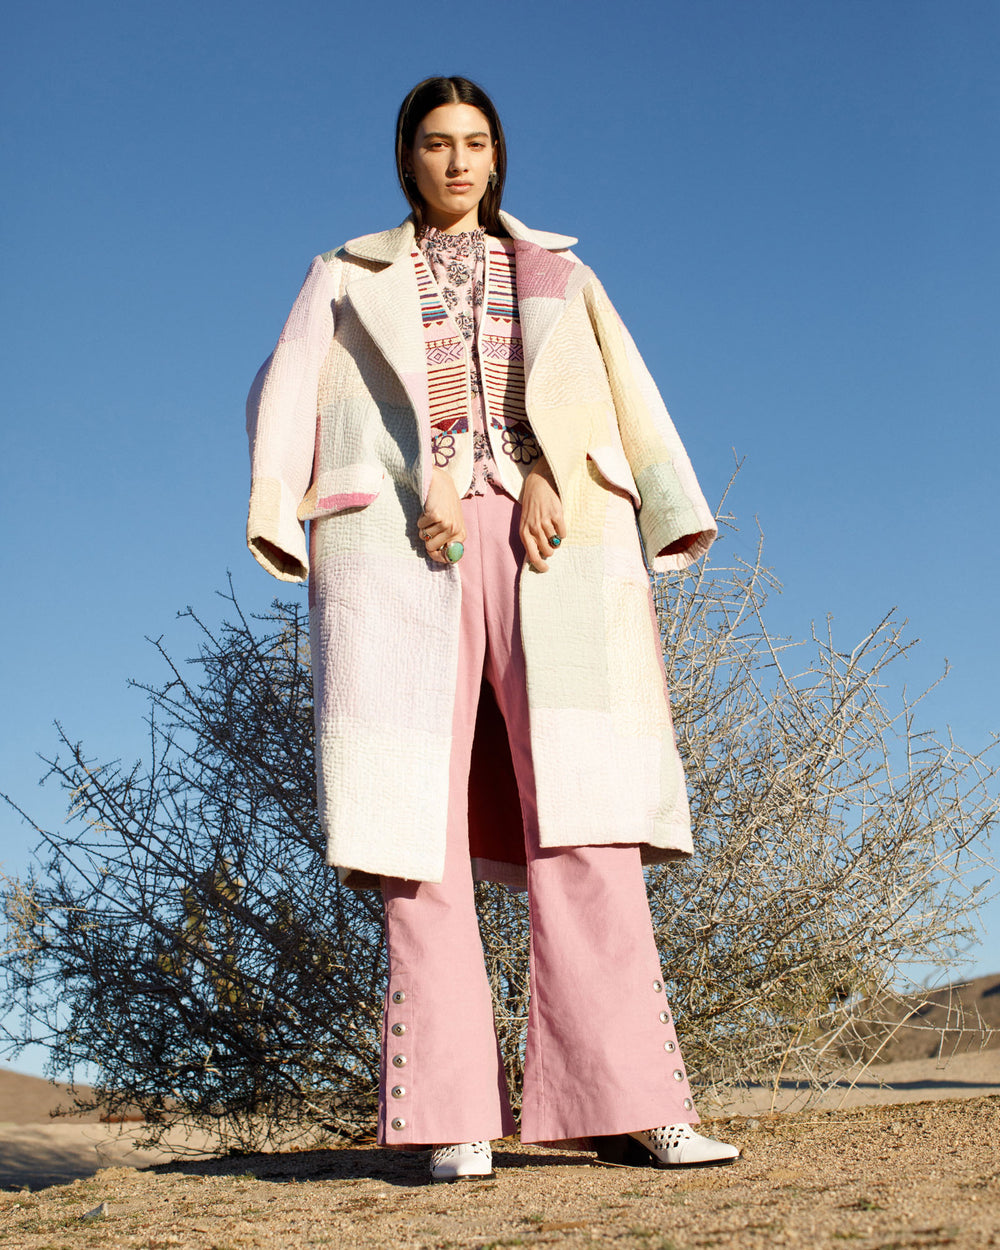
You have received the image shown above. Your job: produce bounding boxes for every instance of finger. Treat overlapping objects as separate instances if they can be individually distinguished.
[434,538,465,565]
[531,527,556,560]
[537,503,566,543]
[522,530,549,573]
[426,529,465,562]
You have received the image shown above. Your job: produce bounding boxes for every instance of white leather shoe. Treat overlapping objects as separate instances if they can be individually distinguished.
[596,1124,739,1168]
[429,1140,493,1181]
[632,1124,740,1166]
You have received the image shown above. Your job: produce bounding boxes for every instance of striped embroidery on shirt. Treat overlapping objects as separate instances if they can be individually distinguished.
[414,251,468,463]
[414,256,449,326]
[427,360,467,425]
[483,248,526,440]
[482,339,527,432]
[486,248,519,322]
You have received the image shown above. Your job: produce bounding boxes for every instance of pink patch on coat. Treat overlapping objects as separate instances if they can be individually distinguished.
[317,491,379,510]
[512,240,575,299]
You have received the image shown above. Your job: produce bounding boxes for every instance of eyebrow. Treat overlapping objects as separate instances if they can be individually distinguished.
[421,130,490,141]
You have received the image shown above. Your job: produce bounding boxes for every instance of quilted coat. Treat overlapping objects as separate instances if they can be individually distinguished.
[246,210,717,890]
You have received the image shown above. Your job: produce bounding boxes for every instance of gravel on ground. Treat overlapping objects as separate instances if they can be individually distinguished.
[1,1096,998,1250]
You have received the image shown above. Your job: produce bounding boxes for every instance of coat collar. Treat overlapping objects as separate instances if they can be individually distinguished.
[342,211,587,503]
[342,210,578,263]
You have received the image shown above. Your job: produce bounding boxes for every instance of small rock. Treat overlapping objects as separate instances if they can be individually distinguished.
[746,1118,760,1130]
[81,1202,107,1221]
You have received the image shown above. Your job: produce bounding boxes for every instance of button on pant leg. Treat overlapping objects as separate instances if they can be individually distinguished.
[378,496,516,1148]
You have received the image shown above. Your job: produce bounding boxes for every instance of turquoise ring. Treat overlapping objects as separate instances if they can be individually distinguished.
[549,535,562,547]
[444,541,464,564]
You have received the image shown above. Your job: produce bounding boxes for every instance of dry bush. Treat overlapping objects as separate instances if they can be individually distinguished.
[2,514,996,1147]
[2,592,383,1152]
[650,527,997,1106]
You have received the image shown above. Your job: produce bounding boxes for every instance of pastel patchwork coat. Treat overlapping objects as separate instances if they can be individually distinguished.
[246,211,717,890]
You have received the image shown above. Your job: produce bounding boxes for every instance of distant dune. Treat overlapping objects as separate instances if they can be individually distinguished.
[0,1067,103,1125]
[838,972,1000,1064]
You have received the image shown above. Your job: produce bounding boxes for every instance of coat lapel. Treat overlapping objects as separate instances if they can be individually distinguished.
[512,238,590,399]
[343,224,433,497]
[498,210,590,401]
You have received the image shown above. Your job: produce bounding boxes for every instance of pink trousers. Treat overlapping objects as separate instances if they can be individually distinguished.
[378,485,699,1148]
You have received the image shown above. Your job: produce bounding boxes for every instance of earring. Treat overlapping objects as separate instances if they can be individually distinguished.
[488,169,498,188]
[403,169,415,183]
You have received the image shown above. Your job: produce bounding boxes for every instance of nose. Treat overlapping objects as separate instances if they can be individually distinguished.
[448,148,469,174]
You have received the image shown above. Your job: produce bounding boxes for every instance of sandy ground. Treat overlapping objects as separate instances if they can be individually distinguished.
[703,1050,1000,1117]
[3,1051,996,1191]
[1,1054,998,1248]
[0,1096,998,1250]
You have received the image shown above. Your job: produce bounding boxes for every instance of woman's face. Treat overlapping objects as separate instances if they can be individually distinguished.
[406,102,496,231]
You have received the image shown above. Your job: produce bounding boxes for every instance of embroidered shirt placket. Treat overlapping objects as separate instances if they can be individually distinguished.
[423,251,475,497]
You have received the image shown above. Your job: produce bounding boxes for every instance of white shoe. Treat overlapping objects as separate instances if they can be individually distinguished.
[631,1124,740,1166]
[596,1124,739,1168]
[429,1140,493,1181]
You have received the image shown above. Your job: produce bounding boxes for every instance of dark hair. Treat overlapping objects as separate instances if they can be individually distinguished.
[395,76,508,235]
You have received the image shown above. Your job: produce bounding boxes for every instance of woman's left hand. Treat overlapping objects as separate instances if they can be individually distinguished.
[520,460,566,572]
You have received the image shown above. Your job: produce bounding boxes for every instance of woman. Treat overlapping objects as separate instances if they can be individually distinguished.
[246,76,737,1180]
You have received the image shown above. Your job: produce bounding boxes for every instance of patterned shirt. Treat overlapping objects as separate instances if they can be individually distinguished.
[416,225,500,496]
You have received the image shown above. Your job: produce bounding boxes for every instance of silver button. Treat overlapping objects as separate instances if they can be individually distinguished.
[391,1117,406,1130]
[673,1068,685,1082]
[652,980,663,992]
[391,1085,406,1099]
[392,1054,407,1068]
[683,1098,693,1111]
[659,1011,671,1025]
[391,990,406,1004]
[664,1040,676,1053]
[391,1023,407,1036]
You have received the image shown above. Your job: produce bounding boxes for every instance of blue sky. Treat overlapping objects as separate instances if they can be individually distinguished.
[2,0,997,1078]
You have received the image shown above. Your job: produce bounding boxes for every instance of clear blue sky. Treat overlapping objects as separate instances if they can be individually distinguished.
[2,0,997,1078]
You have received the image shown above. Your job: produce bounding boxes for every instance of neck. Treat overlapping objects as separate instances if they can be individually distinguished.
[421,205,482,234]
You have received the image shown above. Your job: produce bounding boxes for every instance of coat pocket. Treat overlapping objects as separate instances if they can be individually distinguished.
[297,464,384,521]
[586,443,641,508]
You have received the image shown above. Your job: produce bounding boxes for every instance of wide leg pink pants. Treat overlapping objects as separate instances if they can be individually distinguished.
[378,485,699,1148]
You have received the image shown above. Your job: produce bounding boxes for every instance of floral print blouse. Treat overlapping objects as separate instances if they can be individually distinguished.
[417,225,500,497]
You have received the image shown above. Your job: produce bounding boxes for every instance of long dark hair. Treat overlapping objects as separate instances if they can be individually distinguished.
[395,76,508,235]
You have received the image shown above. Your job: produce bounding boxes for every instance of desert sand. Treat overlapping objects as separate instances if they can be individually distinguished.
[2,972,997,1245]
[1,1054,998,1249]
[0,1091,997,1249]
[0,1049,996,1193]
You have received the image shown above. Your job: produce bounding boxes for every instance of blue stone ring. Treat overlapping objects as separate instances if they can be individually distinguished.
[444,541,464,564]
[549,535,562,548]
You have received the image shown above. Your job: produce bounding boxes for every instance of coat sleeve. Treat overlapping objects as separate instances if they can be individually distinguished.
[246,254,339,582]
[583,276,717,572]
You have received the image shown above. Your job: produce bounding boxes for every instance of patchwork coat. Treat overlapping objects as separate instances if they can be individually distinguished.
[246,211,717,889]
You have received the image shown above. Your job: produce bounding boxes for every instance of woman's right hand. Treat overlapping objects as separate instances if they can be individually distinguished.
[520,458,566,572]
[418,468,466,563]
